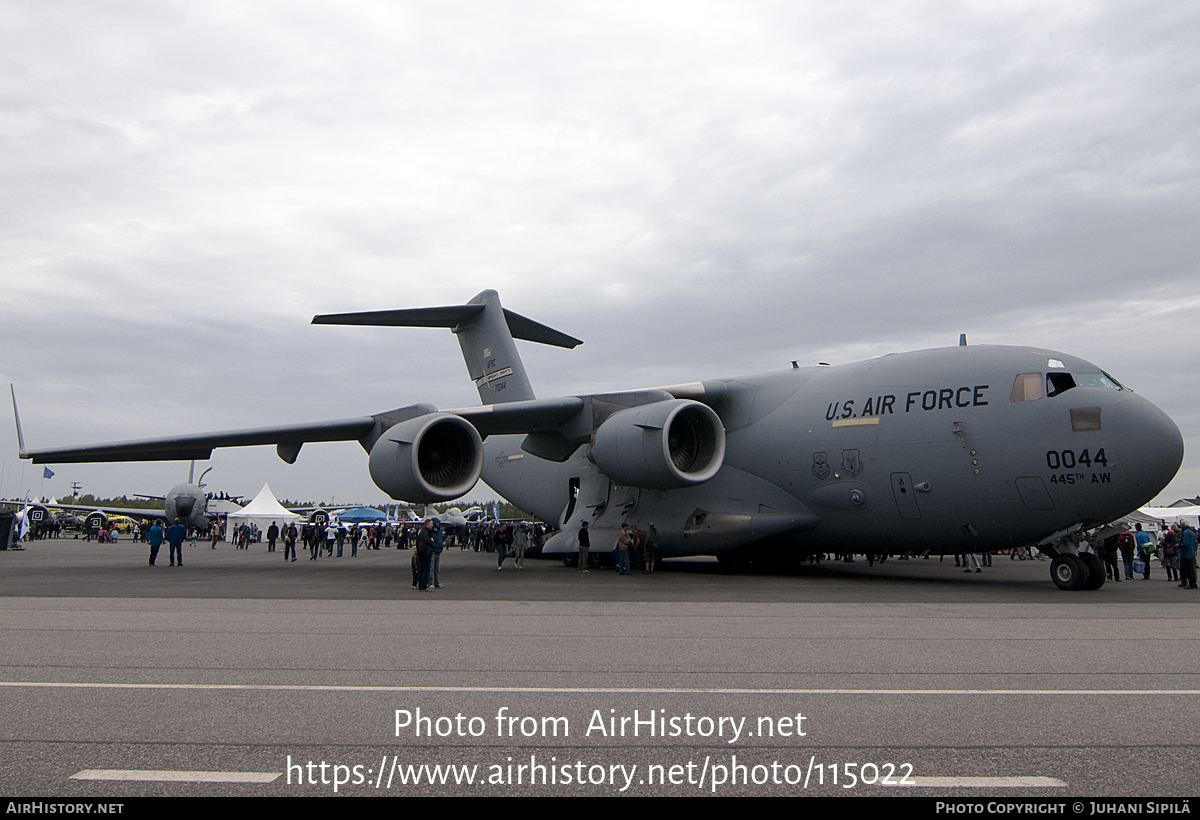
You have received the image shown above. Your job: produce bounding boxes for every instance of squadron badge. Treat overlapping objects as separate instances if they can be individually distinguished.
[812,451,830,480]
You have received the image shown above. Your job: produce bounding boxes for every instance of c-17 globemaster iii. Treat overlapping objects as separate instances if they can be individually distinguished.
[15,290,1184,590]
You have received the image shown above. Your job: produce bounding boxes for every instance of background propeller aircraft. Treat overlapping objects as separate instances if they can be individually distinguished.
[15,290,1184,590]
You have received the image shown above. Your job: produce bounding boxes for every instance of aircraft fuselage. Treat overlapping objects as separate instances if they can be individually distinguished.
[484,344,1182,558]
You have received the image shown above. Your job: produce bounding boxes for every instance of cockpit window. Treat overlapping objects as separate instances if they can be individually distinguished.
[1011,373,1044,402]
[1046,372,1076,398]
[1013,372,1095,401]
[1075,372,1123,390]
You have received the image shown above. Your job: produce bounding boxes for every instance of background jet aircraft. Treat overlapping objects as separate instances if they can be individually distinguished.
[4,482,211,536]
[423,505,484,526]
[15,290,1184,590]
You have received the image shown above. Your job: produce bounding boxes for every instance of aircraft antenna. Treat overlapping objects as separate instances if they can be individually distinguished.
[959,334,968,346]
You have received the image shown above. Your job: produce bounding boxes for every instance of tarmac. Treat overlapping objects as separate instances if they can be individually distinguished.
[0,538,1196,797]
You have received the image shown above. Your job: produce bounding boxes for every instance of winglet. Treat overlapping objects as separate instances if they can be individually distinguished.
[11,385,27,458]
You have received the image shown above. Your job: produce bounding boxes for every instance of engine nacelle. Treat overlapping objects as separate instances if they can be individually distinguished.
[593,399,725,489]
[26,505,52,528]
[368,413,484,502]
[83,511,109,533]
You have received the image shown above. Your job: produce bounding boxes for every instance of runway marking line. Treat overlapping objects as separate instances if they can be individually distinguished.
[2,681,1199,695]
[887,776,1066,788]
[71,769,280,783]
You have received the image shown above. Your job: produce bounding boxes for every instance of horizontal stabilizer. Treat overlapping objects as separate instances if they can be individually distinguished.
[312,305,582,349]
[313,305,482,329]
[500,309,582,349]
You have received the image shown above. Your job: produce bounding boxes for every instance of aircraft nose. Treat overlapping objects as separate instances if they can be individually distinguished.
[1111,396,1184,497]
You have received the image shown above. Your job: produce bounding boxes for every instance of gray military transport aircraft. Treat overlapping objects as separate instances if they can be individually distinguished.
[14,290,1184,590]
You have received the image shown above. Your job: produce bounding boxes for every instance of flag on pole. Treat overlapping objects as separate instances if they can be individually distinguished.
[43,467,54,480]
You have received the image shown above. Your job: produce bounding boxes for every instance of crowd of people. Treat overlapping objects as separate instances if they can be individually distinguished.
[576,521,658,574]
[1089,520,1198,588]
[11,503,1199,590]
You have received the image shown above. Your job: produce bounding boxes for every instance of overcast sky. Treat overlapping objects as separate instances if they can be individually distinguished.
[1,1,1196,509]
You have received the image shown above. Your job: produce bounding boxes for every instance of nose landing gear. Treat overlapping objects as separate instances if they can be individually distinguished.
[1049,551,1106,591]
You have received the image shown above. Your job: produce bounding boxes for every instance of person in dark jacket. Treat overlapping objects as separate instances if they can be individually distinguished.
[416,519,435,591]
[147,522,164,566]
[166,522,186,567]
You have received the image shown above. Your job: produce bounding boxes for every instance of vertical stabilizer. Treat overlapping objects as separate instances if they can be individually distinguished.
[455,290,536,404]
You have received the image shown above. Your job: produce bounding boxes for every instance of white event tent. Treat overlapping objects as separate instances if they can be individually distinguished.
[224,483,302,533]
[1131,505,1200,530]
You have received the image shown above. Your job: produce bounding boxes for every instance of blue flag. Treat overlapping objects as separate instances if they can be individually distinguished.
[43,467,54,480]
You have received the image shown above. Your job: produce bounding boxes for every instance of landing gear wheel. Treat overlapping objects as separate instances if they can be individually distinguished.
[562,554,578,568]
[1051,553,1090,591]
[1078,553,1106,590]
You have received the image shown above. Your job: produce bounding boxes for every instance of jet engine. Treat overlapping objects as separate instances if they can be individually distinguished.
[368,413,484,502]
[592,399,725,489]
[26,504,52,529]
[83,511,109,533]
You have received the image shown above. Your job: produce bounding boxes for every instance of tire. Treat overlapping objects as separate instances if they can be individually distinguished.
[1078,553,1106,590]
[1051,553,1090,591]
[561,554,578,568]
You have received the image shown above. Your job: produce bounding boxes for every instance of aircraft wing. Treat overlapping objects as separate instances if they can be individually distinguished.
[19,417,380,464]
[444,397,584,436]
[16,396,586,465]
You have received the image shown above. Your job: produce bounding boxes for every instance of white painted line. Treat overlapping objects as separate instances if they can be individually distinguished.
[71,769,280,783]
[888,776,1067,788]
[1,681,1198,696]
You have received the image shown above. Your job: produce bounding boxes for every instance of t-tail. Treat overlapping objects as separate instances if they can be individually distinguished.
[312,289,581,405]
